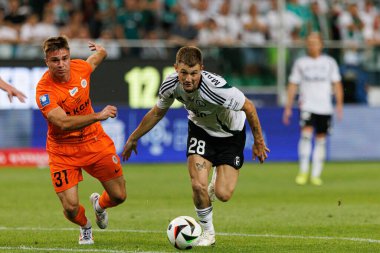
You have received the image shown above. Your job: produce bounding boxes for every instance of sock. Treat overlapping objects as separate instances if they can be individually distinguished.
[195,206,215,234]
[298,131,312,174]
[312,138,326,178]
[64,204,89,227]
[82,219,92,229]
[95,198,105,213]
[99,190,118,210]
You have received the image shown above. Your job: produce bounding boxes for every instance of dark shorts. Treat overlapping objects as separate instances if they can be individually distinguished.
[299,111,332,134]
[186,120,246,169]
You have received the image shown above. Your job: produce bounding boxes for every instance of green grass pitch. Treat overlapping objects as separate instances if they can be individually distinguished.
[0,162,380,252]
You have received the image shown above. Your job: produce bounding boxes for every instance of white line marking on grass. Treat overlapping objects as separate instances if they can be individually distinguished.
[0,246,166,253]
[1,226,380,245]
[217,232,380,244]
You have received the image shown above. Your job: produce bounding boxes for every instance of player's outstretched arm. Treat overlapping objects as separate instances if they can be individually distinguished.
[122,105,168,161]
[0,77,27,103]
[333,81,344,121]
[86,41,107,71]
[47,105,117,131]
[242,98,269,163]
[283,82,298,125]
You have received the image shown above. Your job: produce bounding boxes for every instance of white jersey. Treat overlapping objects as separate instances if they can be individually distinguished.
[289,54,341,115]
[157,71,246,137]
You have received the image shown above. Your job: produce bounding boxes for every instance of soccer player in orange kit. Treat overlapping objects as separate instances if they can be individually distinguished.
[36,36,126,245]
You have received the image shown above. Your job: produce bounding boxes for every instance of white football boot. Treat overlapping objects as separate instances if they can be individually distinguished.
[78,226,94,245]
[90,193,108,229]
[207,167,217,202]
[197,231,216,246]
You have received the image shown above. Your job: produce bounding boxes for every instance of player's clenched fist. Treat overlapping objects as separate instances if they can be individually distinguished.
[97,105,117,121]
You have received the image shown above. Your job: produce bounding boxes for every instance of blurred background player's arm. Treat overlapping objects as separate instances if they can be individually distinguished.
[86,41,107,71]
[333,81,344,121]
[283,82,298,125]
[0,77,27,103]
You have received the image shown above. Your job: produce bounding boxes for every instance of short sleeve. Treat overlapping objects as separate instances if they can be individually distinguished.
[200,71,246,111]
[74,59,93,75]
[330,58,341,82]
[156,73,177,109]
[224,87,246,111]
[156,93,175,109]
[35,90,59,118]
[289,59,302,84]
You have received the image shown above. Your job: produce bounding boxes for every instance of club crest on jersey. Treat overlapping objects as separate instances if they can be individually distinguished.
[234,156,241,167]
[69,87,78,97]
[39,94,50,107]
[81,79,87,88]
[112,155,118,164]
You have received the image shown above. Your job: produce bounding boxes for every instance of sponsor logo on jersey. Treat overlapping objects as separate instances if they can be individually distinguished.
[65,98,90,115]
[226,99,240,110]
[39,94,50,107]
[81,79,87,88]
[234,156,241,167]
[203,71,230,87]
[69,87,78,97]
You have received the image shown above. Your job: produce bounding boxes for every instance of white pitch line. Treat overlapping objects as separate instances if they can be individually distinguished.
[1,226,380,245]
[217,232,380,244]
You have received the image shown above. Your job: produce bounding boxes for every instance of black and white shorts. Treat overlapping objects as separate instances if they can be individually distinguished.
[299,111,332,134]
[186,120,246,169]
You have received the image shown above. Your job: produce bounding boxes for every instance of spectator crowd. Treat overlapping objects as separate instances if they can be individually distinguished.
[0,0,380,58]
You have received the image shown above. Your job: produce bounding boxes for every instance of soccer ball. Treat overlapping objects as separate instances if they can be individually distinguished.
[167,216,202,250]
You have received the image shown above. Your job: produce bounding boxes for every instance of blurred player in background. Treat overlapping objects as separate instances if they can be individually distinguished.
[283,32,344,186]
[0,76,27,103]
[35,36,126,245]
[122,46,269,246]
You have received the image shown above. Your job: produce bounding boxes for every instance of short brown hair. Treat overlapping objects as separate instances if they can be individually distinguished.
[175,46,203,67]
[43,36,70,56]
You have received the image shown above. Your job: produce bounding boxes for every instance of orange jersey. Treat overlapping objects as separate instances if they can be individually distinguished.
[36,59,105,147]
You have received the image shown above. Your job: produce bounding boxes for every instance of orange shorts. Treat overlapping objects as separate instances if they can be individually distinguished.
[47,134,123,193]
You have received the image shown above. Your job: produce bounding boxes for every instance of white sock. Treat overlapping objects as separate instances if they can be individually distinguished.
[195,206,215,234]
[311,138,326,178]
[298,132,312,174]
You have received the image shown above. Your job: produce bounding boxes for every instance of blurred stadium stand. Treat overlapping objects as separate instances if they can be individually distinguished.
[1,0,380,162]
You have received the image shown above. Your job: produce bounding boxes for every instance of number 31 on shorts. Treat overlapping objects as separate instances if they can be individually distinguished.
[188,137,206,155]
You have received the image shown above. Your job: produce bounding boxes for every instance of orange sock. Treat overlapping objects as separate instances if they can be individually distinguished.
[99,190,118,209]
[64,204,88,227]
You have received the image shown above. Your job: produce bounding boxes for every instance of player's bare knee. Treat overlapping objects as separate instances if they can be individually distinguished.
[111,192,127,204]
[63,204,79,218]
[215,189,233,202]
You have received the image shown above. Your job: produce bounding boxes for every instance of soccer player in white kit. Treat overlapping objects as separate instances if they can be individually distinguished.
[283,32,344,186]
[122,46,269,246]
